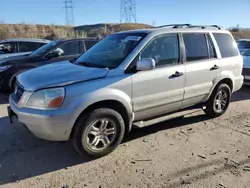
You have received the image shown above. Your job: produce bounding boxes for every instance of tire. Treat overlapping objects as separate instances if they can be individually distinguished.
[204,84,231,118]
[72,108,125,159]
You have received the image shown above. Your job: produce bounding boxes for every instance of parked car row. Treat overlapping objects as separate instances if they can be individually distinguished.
[0,37,100,92]
[7,24,244,159]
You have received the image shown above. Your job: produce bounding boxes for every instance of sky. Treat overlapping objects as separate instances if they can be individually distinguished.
[0,0,249,28]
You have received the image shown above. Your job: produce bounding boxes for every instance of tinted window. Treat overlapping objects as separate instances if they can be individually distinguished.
[237,41,250,48]
[52,41,81,56]
[207,34,217,58]
[141,34,179,67]
[85,40,98,51]
[213,33,238,58]
[0,42,16,53]
[18,42,39,52]
[183,33,208,62]
[37,42,47,48]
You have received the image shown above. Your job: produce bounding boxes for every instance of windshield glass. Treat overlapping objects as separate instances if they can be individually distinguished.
[237,41,250,48]
[76,33,146,69]
[30,41,57,56]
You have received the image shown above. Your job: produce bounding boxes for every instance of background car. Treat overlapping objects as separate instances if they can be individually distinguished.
[242,50,250,85]
[237,39,250,54]
[0,38,51,61]
[0,37,100,92]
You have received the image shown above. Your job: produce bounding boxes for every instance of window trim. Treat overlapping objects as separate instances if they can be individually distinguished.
[125,33,182,73]
[205,33,217,59]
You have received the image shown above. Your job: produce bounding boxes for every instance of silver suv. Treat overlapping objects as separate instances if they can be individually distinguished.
[8,24,244,158]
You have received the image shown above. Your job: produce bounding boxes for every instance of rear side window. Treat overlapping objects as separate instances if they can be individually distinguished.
[183,33,209,62]
[18,42,39,52]
[213,33,238,58]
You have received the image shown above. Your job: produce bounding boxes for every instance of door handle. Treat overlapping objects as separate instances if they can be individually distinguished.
[210,65,220,70]
[172,71,184,77]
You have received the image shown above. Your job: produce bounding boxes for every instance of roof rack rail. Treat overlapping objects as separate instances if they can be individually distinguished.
[187,25,223,30]
[154,24,191,28]
[153,24,223,30]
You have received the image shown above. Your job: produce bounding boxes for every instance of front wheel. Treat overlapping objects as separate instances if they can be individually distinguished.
[72,108,125,159]
[204,84,231,118]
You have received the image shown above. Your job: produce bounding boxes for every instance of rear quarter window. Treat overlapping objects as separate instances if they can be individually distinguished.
[213,33,238,58]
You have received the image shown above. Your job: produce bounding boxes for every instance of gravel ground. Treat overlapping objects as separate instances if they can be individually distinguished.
[0,87,250,188]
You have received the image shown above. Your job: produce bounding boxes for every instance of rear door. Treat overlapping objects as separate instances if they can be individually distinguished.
[182,32,221,108]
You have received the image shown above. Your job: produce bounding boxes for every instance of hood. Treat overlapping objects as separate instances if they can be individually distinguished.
[0,55,39,66]
[0,52,31,62]
[17,61,109,91]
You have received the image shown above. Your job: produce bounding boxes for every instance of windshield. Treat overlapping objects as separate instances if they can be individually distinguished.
[237,41,250,49]
[76,33,146,69]
[30,41,57,56]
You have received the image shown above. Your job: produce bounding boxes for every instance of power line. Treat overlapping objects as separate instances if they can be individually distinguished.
[63,0,75,26]
[120,0,137,23]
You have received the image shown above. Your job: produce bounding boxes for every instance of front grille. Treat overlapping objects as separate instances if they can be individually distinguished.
[242,68,250,75]
[12,82,24,103]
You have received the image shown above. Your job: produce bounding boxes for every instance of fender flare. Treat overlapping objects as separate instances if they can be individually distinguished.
[206,71,234,100]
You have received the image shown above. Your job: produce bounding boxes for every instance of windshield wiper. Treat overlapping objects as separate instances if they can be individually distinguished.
[77,61,108,69]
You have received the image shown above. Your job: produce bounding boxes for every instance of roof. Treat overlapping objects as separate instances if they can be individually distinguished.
[0,38,51,43]
[116,24,230,35]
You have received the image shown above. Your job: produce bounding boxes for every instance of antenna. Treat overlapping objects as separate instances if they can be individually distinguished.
[120,0,137,23]
[63,0,75,26]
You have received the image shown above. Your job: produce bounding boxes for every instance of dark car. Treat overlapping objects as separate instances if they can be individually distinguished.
[0,38,51,60]
[0,38,100,92]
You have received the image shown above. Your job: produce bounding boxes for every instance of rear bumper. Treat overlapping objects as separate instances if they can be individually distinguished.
[242,68,250,85]
[233,75,244,91]
[8,94,75,141]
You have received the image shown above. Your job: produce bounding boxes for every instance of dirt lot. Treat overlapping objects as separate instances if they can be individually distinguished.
[0,87,250,188]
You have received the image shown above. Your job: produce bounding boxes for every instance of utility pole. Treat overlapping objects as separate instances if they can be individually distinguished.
[120,0,137,23]
[63,0,75,26]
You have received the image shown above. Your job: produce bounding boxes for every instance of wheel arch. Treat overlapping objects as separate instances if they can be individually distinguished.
[70,99,133,140]
[207,74,234,100]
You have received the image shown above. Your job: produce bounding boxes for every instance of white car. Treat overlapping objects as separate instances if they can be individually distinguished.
[242,50,250,85]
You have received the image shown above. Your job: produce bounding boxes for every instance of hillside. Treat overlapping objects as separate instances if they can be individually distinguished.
[0,23,249,40]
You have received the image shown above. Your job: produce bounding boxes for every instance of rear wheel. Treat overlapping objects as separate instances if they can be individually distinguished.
[72,108,125,159]
[204,84,231,118]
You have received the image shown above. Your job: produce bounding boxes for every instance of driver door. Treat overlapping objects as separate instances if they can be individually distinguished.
[132,34,185,121]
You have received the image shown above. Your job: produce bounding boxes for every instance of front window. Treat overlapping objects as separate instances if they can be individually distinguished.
[76,33,146,69]
[30,41,57,56]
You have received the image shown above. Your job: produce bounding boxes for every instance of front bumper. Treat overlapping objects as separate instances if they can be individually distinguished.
[8,94,75,141]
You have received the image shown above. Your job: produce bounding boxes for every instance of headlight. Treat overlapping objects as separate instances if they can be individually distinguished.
[27,88,65,109]
[0,65,10,72]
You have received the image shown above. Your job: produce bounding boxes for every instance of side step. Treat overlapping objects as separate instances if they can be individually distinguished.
[133,108,204,128]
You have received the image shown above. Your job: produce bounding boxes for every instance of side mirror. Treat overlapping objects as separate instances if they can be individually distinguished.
[45,51,60,59]
[136,58,155,71]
